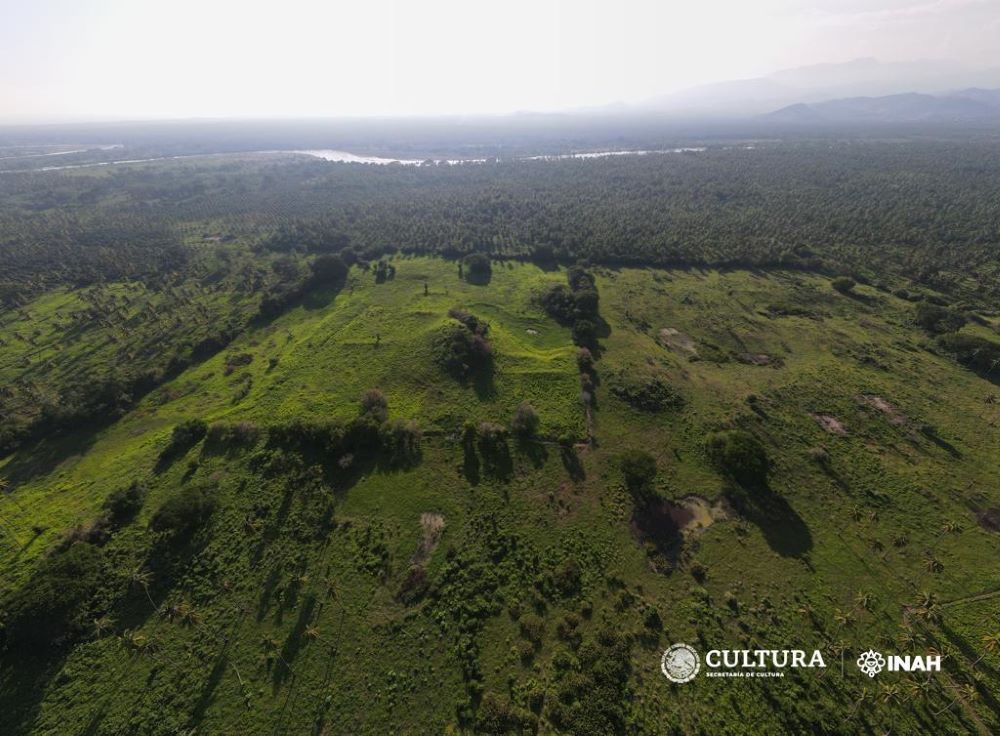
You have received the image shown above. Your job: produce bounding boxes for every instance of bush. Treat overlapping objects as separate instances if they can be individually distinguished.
[102,480,147,527]
[705,430,769,487]
[831,277,855,294]
[433,323,493,379]
[359,388,389,423]
[936,333,1000,374]
[1,542,104,649]
[161,419,207,459]
[149,484,217,540]
[620,449,657,503]
[539,283,576,323]
[511,402,540,437]
[572,319,597,349]
[576,347,594,373]
[379,418,422,466]
[447,307,489,336]
[915,302,966,334]
[608,374,684,412]
[205,421,260,448]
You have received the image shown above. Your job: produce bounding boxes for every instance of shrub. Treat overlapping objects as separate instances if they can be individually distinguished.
[566,265,595,292]
[161,419,207,459]
[433,323,493,379]
[519,613,545,643]
[572,319,597,349]
[576,347,594,373]
[915,302,966,334]
[705,430,769,487]
[511,402,540,437]
[379,418,422,466]
[359,388,389,423]
[1,542,104,649]
[539,283,576,323]
[936,333,1000,374]
[149,484,217,540]
[447,307,489,336]
[620,449,657,502]
[205,421,260,448]
[831,277,855,294]
[102,480,147,527]
[608,374,684,412]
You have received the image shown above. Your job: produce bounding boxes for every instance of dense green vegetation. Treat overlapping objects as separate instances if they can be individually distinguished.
[1,143,999,734]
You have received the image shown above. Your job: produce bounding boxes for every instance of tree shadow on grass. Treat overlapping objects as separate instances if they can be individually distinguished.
[0,650,69,736]
[187,650,229,729]
[516,438,548,469]
[727,482,813,558]
[273,594,317,689]
[560,445,586,482]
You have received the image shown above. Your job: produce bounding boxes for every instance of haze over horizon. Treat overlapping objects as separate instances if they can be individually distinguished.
[3,0,1000,124]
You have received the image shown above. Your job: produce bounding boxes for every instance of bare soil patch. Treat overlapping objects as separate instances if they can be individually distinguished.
[858,394,907,426]
[631,495,729,570]
[811,413,848,435]
[658,328,698,356]
[412,512,445,564]
[736,352,782,367]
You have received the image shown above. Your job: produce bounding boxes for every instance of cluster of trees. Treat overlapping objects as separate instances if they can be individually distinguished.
[434,308,494,380]
[264,389,422,469]
[540,265,601,350]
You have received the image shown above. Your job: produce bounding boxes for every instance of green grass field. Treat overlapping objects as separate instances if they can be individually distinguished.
[1,257,998,735]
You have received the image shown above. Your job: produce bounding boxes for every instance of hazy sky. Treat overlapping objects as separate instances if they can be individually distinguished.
[2,0,999,121]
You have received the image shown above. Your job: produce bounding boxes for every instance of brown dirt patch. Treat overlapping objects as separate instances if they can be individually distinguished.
[412,512,445,564]
[858,394,907,426]
[811,413,848,435]
[631,495,729,566]
[977,508,1000,533]
[736,352,781,367]
[658,328,698,356]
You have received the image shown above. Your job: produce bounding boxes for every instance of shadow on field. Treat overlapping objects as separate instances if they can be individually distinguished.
[0,651,68,736]
[727,481,813,558]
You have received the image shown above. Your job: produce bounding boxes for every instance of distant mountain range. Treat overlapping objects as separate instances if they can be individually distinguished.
[766,88,1000,124]
[639,58,1000,117]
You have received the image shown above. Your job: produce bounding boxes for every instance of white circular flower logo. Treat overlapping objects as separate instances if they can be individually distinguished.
[661,643,700,683]
[856,649,885,678]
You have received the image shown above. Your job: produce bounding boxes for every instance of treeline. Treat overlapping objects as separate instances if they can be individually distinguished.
[3,140,1000,304]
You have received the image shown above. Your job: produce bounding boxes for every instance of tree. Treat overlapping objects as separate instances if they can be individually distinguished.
[309,254,347,285]
[705,430,769,487]
[359,388,389,423]
[511,401,540,437]
[832,277,856,294]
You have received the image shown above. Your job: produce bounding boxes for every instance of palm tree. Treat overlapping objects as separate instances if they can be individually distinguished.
[912,591,943,624]
[848,687,870,718]
[878,682,902,705]
[940,520,962,534]
[128,567,157,610]
[833,608,854,629]
[854,591,876,612]
[92,615,115,639]
[260,635,294,675]
[922,553,943,574]
[972,633,1000,669]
